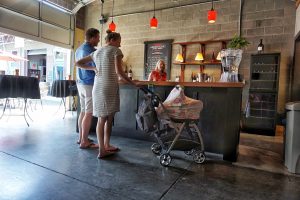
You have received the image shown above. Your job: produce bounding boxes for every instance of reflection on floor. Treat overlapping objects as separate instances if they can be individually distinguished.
[0,99,300,199]
[236,132,287,174]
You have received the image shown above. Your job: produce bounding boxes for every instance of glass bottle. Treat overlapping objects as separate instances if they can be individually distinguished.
[128,66,133,80]
[257,39,264,54]
[124,65,128,76]
[212,52,216,62]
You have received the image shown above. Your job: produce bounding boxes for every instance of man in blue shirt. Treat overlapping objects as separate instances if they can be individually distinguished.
[75,28,100,149]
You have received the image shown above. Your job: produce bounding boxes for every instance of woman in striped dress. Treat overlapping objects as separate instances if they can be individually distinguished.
[75,30,138,158]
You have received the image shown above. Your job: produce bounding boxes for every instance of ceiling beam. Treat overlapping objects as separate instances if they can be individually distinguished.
[72,0,96,14]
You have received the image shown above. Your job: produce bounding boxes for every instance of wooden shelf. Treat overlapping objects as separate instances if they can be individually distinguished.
[174,39,228,81]
[173,61,221,65]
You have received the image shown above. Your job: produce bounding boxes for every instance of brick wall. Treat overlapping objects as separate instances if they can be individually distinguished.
[83,0,296,113]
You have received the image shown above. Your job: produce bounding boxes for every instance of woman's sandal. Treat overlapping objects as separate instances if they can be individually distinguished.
[79,142,99,149]
[105,146,120,152]
[77,138,94,144]
[97,151,115,159]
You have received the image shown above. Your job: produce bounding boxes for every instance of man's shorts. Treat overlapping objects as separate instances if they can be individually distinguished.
[77,84,93,113]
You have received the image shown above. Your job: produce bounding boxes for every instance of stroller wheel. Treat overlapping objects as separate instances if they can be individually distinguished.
[160,153,172,167]
[193,151,206,164]
[151,143,162,155]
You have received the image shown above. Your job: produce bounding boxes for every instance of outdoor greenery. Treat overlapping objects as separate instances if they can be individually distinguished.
[228,35,250,49]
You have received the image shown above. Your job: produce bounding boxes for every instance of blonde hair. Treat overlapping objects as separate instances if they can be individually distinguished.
[105,30,121,43]
[155,60,166,71]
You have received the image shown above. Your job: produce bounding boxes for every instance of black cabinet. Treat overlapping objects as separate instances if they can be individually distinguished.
[242,53,280,135]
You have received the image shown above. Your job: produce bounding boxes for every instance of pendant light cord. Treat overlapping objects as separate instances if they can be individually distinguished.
[112,0,114,21]
[153,0,156,17]
[100,0,104,46]
[211,0,214,10]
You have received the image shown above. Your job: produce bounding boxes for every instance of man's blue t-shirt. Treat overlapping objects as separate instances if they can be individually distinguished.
[75,42,96,85]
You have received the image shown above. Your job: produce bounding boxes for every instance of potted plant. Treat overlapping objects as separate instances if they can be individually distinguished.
[219,35,250,82]
[228,35,250,49]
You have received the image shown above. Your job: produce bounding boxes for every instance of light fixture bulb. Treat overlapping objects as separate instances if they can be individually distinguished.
[175,53,184,62]
[195,53,204,61]
[216,52,221,60]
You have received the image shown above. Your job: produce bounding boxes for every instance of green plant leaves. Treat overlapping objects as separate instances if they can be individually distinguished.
[228,35,250,49]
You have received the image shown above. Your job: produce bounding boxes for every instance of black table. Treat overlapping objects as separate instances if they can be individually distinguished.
[49,80,77,119]
[0,75,40,126]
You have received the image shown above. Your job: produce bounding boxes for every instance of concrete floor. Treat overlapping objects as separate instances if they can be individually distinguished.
[1,99,300,200]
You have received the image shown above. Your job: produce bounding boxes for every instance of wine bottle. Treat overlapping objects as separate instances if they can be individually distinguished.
[212,52,216,62]
[124,65,128,76]
[193,74,196,82]
[258,39,264,54]
[128,66,133,80]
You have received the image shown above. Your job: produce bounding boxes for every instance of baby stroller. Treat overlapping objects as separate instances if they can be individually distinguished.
[136,86,205,166]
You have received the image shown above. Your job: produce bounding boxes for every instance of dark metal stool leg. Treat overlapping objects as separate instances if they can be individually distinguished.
[0,98,9,119]
[23,98,30,127]
[62,97,67,119]
[24,99,33,122]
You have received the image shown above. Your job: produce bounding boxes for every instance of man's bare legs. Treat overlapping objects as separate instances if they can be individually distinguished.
[79,112,94,148]
[77,112,84,143]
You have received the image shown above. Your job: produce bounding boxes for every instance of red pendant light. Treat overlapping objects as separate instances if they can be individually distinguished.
[109,0,116,32]
[150,16,158,29]
[109,21,116,32]
[208,0,217,23]
[150,0,158,29]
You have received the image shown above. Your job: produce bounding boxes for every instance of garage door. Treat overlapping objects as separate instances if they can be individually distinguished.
[0,0,74,49]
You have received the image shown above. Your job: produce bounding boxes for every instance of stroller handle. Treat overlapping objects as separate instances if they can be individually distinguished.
[139,87,162,106]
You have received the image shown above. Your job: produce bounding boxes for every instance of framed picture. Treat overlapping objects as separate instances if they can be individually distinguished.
[144,39,173,80]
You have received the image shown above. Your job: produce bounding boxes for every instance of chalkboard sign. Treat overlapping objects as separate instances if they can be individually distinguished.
[144,39,173,80]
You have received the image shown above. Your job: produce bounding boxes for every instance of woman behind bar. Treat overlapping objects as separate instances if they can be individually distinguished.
[148,59,167,81]
[75,30,138,158]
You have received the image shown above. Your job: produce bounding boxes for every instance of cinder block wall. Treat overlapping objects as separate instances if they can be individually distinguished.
[84,0,296,113]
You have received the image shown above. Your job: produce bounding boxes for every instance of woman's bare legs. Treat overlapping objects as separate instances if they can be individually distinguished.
[96,116,114,158]
[104,114,119,151]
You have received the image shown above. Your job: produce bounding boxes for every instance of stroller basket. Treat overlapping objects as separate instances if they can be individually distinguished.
[135,87,160,133]
[136,86,206,167]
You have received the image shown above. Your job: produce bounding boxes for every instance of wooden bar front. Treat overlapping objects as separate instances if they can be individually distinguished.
[79,81,244,162]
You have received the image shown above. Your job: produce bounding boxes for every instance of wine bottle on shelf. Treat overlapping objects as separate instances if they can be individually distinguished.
[211,52,216,62]
[175,73,180,82]
[124,65,128,77]
[192,72,197,82]
[128,66,133,80]
[257,39,264,54]
[191,72,194,82]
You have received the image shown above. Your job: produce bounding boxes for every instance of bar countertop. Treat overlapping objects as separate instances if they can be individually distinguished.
[119,80,245,88]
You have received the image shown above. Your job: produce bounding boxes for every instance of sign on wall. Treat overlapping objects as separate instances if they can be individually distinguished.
[144,39,173,80]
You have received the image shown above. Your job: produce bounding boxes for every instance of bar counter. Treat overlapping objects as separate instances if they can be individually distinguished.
[121,80,244,88]
[85,81,244,162]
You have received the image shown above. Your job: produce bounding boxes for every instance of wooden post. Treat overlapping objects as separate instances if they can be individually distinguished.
[180,45,186,82]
